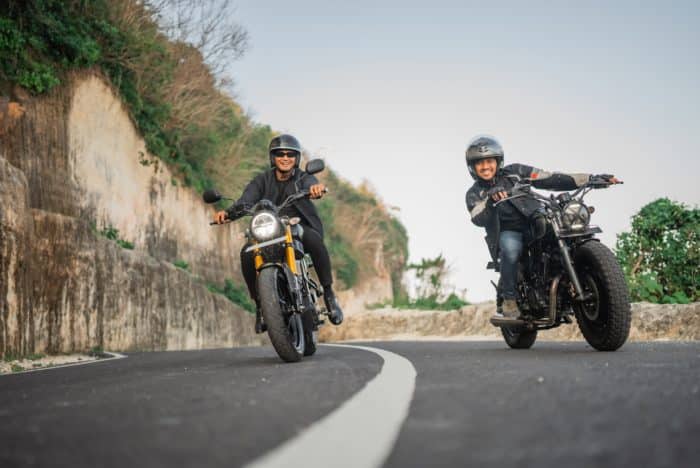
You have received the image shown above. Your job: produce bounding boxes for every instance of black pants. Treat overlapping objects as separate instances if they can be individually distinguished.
[240,225,333,301]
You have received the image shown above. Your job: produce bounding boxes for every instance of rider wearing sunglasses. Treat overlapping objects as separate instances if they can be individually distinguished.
[215,134,343,331]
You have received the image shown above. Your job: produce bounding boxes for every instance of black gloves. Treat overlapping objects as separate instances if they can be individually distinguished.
[226,203,248,220]
[487,185,507,198]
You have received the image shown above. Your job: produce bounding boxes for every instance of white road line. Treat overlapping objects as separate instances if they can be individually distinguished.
[244,344,417,468]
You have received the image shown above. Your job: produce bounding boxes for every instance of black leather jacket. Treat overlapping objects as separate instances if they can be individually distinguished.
[466,163,590,261]
[227,168,325,237]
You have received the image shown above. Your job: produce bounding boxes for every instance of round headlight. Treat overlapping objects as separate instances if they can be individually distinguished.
[561,202,590,231]
[251,212,281,241]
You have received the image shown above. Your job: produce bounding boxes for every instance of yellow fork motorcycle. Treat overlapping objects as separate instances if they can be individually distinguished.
[203,159,327,362]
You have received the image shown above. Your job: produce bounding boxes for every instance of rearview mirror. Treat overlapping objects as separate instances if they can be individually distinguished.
[202,189,222,204]
[306,159,325,175]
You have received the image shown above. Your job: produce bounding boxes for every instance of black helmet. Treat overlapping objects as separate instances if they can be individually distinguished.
[269,134,302,168]
[465,135,504,180]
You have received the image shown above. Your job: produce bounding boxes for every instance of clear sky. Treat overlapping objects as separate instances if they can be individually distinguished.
[226,0,700,302]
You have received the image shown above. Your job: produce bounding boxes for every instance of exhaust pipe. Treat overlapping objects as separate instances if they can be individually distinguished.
[544,274,562,326]
[490,274,562,329]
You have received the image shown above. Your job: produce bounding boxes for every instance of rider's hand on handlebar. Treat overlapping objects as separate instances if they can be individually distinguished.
[309,183,327,199]
[591,174,623,185]
[487,185,509,202]
[214,210,228,224]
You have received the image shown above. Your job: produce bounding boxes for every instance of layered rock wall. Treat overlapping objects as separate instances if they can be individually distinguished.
[0,74,268,355]
[0,73,393,356]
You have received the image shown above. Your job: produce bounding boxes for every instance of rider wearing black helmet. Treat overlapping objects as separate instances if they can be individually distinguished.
[464,135,621,320]
[214,134,344,331]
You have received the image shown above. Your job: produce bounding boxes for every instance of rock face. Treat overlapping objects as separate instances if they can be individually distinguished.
[1,74,267,355]
[319,302,700,343]
[1,73,394,356]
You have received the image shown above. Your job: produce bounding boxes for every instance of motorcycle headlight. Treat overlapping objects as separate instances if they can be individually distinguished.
[251,212,282,241]
[561,202,590,231]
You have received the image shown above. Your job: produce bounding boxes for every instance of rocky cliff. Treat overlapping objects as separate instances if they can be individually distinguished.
[0,73,395,356]
[0,73,264,355]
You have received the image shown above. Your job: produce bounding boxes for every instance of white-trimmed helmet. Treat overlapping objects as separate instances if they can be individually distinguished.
[466,135,504,180]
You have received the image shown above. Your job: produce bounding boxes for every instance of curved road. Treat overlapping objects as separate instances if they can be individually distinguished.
[1,341,699,468]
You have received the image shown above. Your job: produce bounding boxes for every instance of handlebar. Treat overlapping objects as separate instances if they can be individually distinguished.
[493,177,621,207]
[209,187,329,226]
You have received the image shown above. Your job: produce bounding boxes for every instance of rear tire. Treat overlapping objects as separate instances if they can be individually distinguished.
[258,268,304,363]
[573,241,631,351]
[501,326,538,349]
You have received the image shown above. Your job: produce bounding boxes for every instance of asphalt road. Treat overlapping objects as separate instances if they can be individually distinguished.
[1,341,698,468]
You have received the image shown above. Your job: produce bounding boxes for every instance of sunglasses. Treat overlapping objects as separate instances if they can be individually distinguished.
[274,150,298,159]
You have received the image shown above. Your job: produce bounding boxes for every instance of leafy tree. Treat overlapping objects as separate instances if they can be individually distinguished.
[394,254,469,310]
[615,198,699,304]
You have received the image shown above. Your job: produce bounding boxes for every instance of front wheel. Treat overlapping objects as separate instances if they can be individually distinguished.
[573,241,631,351]
[301,308,318,356]
[501,326,538,349]
[258,268,304,362]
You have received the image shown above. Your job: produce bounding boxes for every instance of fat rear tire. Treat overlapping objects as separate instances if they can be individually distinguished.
[501,327,538,349]
[573,241,631,351]
[258,268,304,363]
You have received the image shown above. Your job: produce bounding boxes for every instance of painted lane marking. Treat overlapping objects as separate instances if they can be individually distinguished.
[245,344,417,468]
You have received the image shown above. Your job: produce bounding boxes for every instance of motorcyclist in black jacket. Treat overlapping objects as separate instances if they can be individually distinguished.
[464,135,621,320]
[214,134,344,332]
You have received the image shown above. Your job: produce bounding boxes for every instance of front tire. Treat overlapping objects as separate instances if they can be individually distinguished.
[258,268,304,362]
[573,241,631,351]
[501,326,538,349]
[301,309,318,356]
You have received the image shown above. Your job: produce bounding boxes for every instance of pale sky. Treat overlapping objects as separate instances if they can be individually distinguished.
[226,0,700,302]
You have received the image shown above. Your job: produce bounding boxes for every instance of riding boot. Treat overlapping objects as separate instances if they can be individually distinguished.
[323,288,344,326]
[501,299,521,319]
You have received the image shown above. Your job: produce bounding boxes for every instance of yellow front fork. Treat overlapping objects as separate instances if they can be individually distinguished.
[284,225,298,274]
[252,225,297,274]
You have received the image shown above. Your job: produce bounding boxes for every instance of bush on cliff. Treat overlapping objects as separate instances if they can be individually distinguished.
[615,198,699,304]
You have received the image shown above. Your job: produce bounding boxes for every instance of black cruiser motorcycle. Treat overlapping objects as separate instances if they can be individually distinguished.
[203,159,327,363]
[489,176,631,351]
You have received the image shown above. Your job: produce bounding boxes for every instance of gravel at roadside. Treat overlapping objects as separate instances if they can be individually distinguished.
[1,354,98,374]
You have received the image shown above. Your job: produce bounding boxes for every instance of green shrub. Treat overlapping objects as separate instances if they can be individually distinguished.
[615,198,699,303]
[173,259,189,271]
[391,254,469,311]
[96,225,134,250]
[208,279,255,314]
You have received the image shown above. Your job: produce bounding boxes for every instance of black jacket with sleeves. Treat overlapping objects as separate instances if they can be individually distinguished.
[227,168,325,237]
[465,163,591,261]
